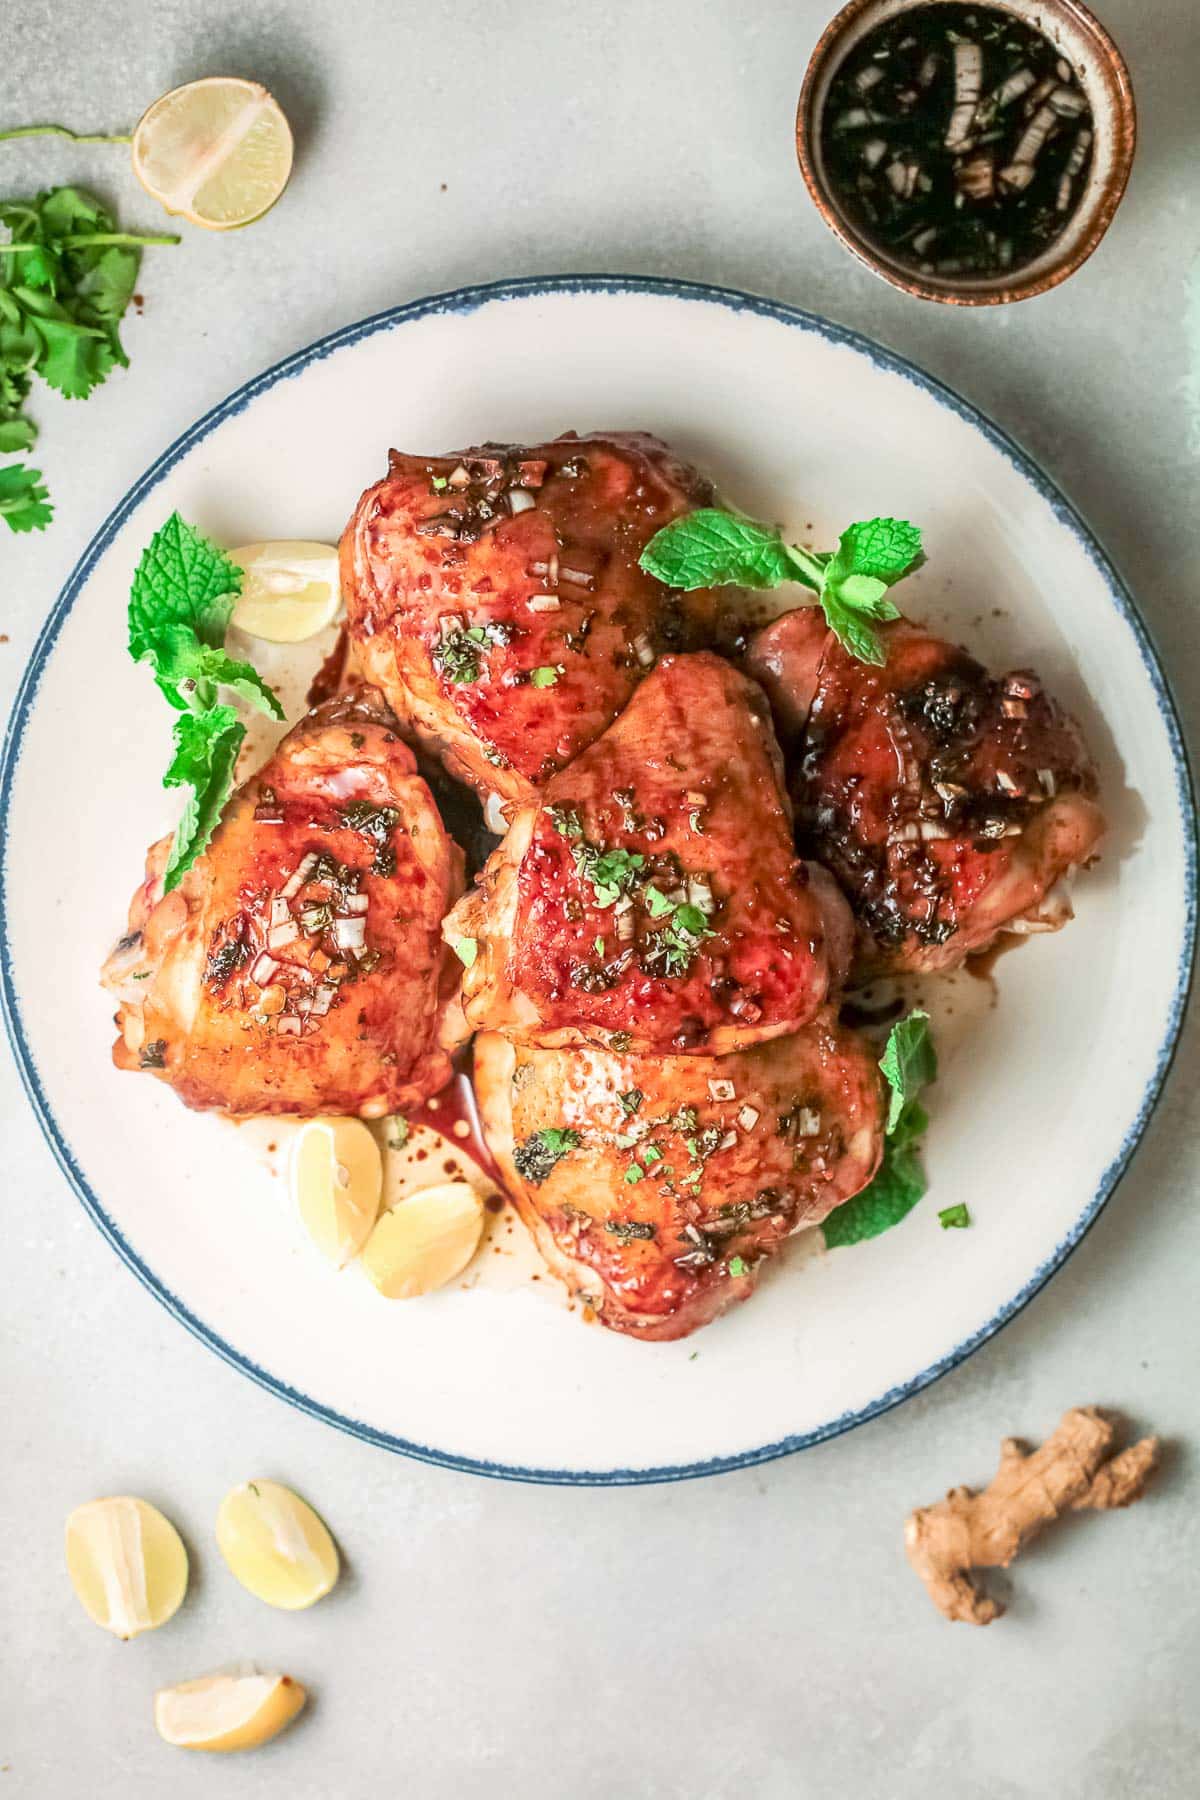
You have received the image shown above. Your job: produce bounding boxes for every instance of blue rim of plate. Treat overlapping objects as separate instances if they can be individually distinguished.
[2,274,1195,1485]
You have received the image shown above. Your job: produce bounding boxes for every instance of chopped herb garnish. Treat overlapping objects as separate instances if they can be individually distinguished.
[605,1217,655,1240]
[623,1165,644,1185]
[530,665,560,687]
[138,1039,167,1069]
[728,1256,748,1277]
[388,1118,411,1150]
[572,842,645,908]
[547,804,585,838]
[618,1088,644,1116]
[205,936,249,988]
[641,1144,662,1166]
[339,801,400,848]
[513,1126,581,1184]
[644,884,674,919]
[608,1031,632,1052]
[452,936,479,968]
[594,935,605,958]
[939,1203,971,1229]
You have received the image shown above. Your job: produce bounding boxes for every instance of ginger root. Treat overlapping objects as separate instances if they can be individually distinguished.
[905,1406,1160,1624]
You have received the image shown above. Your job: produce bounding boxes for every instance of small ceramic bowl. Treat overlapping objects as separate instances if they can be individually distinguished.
[796,0,1136,305]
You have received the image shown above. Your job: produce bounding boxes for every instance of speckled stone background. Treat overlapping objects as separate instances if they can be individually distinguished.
[2,3,1198,1794]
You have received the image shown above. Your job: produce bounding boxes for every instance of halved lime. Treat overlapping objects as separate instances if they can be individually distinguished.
[132,77,293,231]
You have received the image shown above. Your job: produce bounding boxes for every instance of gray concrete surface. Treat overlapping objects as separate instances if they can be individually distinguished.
[2,2,1198,1793]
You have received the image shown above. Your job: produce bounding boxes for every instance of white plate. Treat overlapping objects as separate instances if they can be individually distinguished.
[1,278,1193,1484]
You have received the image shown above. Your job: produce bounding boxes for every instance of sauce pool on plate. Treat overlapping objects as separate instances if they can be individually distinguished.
[821,3,1094,279]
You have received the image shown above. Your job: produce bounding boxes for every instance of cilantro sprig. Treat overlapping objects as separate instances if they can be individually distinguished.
[0,461,51,531]
[821,1011,937,1248]
[127,513,284,890]
[0,185,178,530]
[639,508,924,666]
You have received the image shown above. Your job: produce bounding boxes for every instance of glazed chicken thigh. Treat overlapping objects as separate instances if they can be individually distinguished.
[339,431,720,806]
[474,1014,884,1340]
[444,652,853,1057]
[745,609,1105,975]
[102,691,465,1116]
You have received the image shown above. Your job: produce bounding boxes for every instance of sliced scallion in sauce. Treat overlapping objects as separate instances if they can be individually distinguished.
[820,4,1094,280]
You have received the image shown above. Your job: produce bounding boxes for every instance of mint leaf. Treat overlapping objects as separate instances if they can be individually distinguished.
[202,653,285,720]
[822,1013,937,1248]
[832,517,924,584]
[128,513,244,664]
[639,509,798,591]
[821,1130,927,1248]
[148,627,284,719]
[879,1009,937,1134]
[0,461,52,532]
[162,706,245,891]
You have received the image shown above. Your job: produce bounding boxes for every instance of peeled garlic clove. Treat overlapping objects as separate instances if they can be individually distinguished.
[215,1480,339,1610]
[361,1182,484,1299]
[154,1671,306,1752]
[291,1116,382,1267]
[65,1496,188,1639]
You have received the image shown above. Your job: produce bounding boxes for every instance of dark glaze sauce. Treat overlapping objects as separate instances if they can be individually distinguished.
[822,4,1094,279]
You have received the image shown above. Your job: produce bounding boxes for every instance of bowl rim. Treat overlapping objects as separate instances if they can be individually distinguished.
[796,0,1138,306]
[1,273,1194,1484]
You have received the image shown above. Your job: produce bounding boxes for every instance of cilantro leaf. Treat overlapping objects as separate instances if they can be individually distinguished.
[0,187,178,535]
[879,1009,937,1134]
[24,307,114,400]
[453,936,479,968]
[162,706,245,890]
[128,513,244,665]
[640,507,923,666]
[0,461,52,532]
[821,1012,937,1248]
[639,508,797,591]
[530,665,560,688]
[0,417,35,452]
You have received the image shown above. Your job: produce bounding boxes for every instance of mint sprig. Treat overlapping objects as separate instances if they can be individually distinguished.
[127,513,284,889]
[639,508,923,666]
[821,1011,937,1248]
[162,707,246,889]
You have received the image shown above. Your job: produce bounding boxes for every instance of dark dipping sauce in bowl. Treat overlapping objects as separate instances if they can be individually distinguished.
[821,3,1094,279]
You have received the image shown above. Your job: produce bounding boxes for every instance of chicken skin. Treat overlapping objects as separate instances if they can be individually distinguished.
[474,1015,884,1340]
[443,653,853,1057]
[745,609,1105,975]
[339,431,720,807]
[102,691,465,1116]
